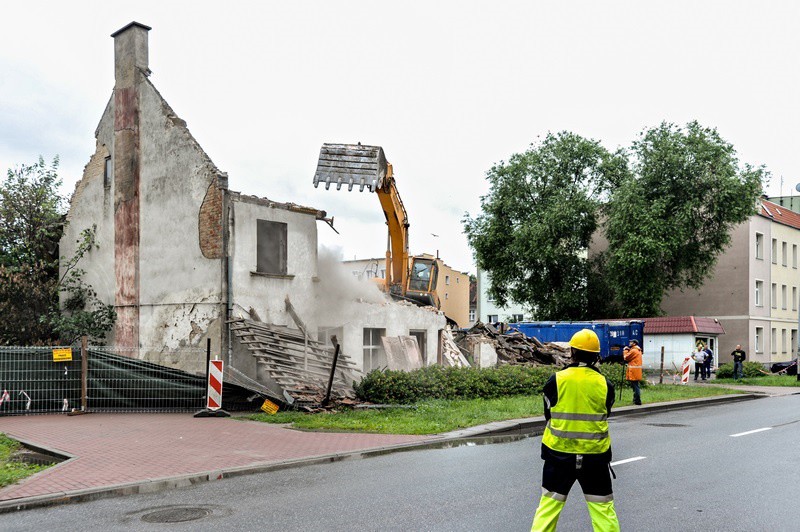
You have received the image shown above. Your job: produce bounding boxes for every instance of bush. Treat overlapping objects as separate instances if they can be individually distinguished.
[716,361,765,379]
[354,365,556,404]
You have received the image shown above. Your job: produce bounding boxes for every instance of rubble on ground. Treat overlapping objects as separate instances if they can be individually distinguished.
[453,322,571,367]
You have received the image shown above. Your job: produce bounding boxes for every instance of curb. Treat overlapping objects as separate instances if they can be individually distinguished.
[0,392,766,513]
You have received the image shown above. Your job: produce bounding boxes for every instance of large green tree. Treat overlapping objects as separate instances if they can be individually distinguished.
[464,132,628,320]
[0,157,64,344]
[464,122,766,320]
[0,157,116,345]
[603,121,766,316]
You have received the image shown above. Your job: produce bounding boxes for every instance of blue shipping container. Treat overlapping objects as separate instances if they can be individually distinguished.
[507,321,644,361]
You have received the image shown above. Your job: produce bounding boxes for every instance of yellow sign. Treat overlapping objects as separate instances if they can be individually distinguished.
[52,348,73,362]
[260,399,279,415]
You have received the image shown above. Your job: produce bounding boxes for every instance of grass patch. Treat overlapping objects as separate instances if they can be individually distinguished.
[245,384,742,435]
[0,434,49,488]
[712,375,800,387]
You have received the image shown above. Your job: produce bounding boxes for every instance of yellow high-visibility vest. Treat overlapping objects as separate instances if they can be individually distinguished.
[542,366,611,454]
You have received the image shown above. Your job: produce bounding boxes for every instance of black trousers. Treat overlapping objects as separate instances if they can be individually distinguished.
[541,457,613,498]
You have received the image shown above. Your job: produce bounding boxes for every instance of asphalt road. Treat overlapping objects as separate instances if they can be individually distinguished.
[1,393,798,531]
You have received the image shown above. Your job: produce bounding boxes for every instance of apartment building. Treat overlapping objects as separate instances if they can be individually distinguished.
[660,198,799,364]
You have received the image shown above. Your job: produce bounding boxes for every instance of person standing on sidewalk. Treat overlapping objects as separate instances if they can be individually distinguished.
[702,345,713,380]
[692,346,706,381]
[731,344,746,380]
[531,329,620,532]
[623,340,643,405]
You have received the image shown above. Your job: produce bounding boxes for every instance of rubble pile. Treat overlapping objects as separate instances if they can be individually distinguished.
[454,322,571,367]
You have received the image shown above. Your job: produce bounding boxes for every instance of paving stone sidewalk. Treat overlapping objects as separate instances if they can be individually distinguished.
[0,413,436,503]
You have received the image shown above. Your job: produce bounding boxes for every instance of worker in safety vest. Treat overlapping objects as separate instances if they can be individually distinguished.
[531,328,620,532]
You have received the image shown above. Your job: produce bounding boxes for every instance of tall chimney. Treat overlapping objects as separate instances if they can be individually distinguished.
[110,21,150,352]
[111,22,151,86]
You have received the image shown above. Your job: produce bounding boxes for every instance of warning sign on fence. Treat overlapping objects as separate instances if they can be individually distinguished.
[52,348,73,362]
[260,399,279,415]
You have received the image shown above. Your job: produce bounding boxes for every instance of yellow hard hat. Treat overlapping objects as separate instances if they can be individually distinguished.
[569,329,601,353]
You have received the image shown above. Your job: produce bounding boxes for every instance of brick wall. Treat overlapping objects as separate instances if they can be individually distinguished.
[198,180,223,259]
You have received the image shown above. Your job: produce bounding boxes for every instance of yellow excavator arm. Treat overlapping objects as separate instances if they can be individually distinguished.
[313,143,436,307]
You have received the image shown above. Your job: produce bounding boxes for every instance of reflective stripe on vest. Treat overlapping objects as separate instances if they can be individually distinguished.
[542,366,611,454]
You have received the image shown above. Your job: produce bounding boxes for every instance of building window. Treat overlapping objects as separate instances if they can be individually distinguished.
[511,314,523,322]
[782,285,787,310]
[456,277,459,284]
[755,233,763,260]
[104,156,112,188]
[380,269,386,279]
[445,275,450,285]
[771,283,777,309]
[487,315,499,324]
[469,308,476,322]
[410,329,427,365]
[782,242,788,266]
[755,280,763,307]
[363,328,386,371]
[771,328,777,353]
[755,327,763,353]
[256,220,287,275]
[782,329,787,354]
[792,329,798,355]
[794,244,797,268]
[445,293,449,300]
[772,238,777,264]
[794,287,797,311]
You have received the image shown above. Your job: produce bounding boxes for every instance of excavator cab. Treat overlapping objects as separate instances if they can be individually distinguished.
[406,257,440,308]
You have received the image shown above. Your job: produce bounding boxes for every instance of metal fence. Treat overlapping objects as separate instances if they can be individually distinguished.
[0,344,207,415]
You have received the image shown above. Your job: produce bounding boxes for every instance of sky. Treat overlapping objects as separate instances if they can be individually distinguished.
[2,1,799,275]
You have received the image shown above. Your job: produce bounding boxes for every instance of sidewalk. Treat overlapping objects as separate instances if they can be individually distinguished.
[0,386,792,512]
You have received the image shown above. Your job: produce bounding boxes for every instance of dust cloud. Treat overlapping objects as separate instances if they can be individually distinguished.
[313,247,388,325]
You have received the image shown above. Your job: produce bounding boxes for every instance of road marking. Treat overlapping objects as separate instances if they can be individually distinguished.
[610,456,646,466]
[730,427,772,438]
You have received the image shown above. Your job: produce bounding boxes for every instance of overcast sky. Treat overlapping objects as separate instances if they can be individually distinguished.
[2,1,798,274]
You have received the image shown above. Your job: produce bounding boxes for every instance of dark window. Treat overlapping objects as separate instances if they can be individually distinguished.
[256,220,287,275]
[104,156,112,187]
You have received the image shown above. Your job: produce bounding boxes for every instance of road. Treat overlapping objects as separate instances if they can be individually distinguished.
[1,393,798,531]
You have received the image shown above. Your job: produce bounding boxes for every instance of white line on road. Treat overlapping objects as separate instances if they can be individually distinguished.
[610,456,646,466]
[730,427,772,438]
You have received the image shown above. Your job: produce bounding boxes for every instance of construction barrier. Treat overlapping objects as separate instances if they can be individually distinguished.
[681,357,690,385]
[207,359,224,410]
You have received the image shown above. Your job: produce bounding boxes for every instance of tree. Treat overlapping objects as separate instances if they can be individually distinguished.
[47,225,116,343]
[0,157,64,344]
[0,157,116,345]
[603,121,766,316]
[463,132,628,320]
[464,122,766,320]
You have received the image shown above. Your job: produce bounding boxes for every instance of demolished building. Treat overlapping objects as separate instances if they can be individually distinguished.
[59,22,446,402]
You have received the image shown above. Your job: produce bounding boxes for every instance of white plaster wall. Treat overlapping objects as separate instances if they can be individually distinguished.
[330,301,446,371]
[643,333,697,370]
[136,80,224,350]
[229,198,319,327]
[60,97,117,314]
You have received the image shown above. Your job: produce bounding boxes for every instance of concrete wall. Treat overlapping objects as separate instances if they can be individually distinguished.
[228,195,319,328]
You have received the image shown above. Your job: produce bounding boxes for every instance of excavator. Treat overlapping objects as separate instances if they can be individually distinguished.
[312,143,440,309]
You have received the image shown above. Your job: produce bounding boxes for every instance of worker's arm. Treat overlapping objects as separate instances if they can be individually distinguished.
[542,374,557,421]
[605,378,615,413]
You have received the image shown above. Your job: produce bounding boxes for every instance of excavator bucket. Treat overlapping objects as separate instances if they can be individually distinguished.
[313,143,389,192]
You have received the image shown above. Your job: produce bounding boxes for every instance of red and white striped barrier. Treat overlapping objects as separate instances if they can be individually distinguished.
[207,359,224,410]
[681,357,690,385]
